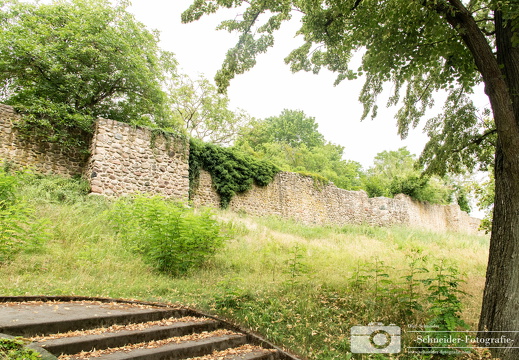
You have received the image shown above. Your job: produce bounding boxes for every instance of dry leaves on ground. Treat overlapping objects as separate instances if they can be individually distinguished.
[31,317,211,342]
[185,344,277,360]
[58,329,239,360]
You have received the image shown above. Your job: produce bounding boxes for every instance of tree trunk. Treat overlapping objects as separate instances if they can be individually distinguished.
[478,9,519,360]
[479,140,519,359]
[434,3,519,359]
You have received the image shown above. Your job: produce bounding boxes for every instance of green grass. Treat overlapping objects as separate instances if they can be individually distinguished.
[0,337,41,360]
[0,173,491,360]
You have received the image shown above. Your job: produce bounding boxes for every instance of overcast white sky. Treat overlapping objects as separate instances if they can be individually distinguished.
[126,0,453,168]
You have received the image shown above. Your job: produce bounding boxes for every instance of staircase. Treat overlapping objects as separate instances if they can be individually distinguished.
[0,296,299,360]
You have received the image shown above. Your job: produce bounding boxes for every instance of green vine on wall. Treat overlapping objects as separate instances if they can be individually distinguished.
[189,139,280,208]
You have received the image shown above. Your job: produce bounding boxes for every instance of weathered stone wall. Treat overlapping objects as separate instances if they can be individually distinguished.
[192,170,481,234]
[0,104,88,176]
[85,119,189,198]
[0,103,481,234]
[0,104,189,199]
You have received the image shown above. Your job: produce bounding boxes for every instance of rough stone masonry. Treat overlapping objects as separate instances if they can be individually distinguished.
[0,104,481,234]
[85,118,190,199]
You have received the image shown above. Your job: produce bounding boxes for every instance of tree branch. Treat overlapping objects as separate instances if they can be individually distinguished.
[237,10,261,48]
[452,128,497,154]
[351,0,363,12]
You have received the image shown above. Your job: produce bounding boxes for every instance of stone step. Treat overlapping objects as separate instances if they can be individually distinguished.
[226,350,279,360]
[36,319,220,355]
[194,348,280,360]
[0,297,298,360]
[1,305,191,337]
[76,333,249,360]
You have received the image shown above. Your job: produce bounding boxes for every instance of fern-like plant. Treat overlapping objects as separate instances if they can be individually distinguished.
[0,169,47,263]
[108,194,224,276]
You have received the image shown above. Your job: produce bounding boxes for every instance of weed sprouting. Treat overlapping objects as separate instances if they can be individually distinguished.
[284,244,311,286]
[423,260,470,337]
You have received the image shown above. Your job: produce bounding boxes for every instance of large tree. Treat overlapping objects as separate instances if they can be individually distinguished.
[364,147,458,205]
[169,74,250,145]
[0,0,177,149]
[183,0,519,358]
[236,109,363,189]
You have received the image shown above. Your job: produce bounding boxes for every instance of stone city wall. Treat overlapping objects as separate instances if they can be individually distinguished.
[85,118,189,198]
[0,103,481,234]
[0,104,190,199]
[192,170,481,234]
[0,104,87,176]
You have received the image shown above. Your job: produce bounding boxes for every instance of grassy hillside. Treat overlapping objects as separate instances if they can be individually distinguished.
[0,172,491,359]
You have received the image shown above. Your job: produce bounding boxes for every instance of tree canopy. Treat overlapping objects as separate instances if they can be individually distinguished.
[169,74,250,145]
[181,0,517,176]
[0,0,177,149]
[363,147,465,207]
[247,109,325,148]
[235,109,363,190]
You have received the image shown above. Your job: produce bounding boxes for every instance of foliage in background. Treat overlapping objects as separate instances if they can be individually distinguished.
[240,109,325,149]
[108,195,224,276]
[189,138,280,208]
[363,147,417,198]
[0,0,178,150]
[363,147,470,208]
[235,109,364,190]
[0,337,41,360]
[169,74,251,146]
[0,168,47,264]
[472,170,495,233]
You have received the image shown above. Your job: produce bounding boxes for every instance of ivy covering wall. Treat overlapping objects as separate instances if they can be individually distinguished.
[189,139,279,208]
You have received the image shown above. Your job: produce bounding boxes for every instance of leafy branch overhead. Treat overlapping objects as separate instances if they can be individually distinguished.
[182,0,516,176]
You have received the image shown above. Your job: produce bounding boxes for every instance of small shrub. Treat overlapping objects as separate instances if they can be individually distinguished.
[0,170,48,263]
[284,244,310,286]
[422,260,469,333]
[108,195,225,276]
[394,253,429,324]
[0,337,41,360]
